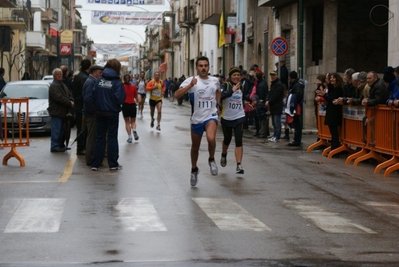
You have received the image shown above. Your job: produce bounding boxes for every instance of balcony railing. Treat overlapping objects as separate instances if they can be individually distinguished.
[30,0,46,11]
[0,0,17,8]
[159,38,171,50]
[26,31,45,49]
[42,8,58,23]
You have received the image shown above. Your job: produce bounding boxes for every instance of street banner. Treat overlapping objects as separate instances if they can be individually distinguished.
[218,12,225,47]
[87,0,165,5]
[91,10,163,25]
[226,16,236,34]
[343,106,366,121]
[91,43,139,57]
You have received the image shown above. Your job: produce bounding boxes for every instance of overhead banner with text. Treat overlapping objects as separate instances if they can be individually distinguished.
[91,43,139,57]
[87,0,165,5]
[92,11,163,25]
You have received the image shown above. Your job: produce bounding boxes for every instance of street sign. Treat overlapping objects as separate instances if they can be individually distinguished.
[270,37,289,57]
[60,44,71,55]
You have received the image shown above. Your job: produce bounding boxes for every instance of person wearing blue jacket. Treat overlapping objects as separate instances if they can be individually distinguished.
[91,59,126,171]
[82,65,103,166]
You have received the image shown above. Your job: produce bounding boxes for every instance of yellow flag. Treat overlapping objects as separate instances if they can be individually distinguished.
[219,12,225,47]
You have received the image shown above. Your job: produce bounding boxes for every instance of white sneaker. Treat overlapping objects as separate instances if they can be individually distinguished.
[236,164,244,174]
[209,160,218,175]
[190,168,200,186]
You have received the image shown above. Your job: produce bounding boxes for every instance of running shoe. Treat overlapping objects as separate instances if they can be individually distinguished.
[156,125,161,131]
[190,168,200,186]
[109,165,123,171]
[91,167,98,171]
[150,119,155,128]
[220,153,227,167]
[209,160,218,175]
[236,164,244,174]
[133,131,139,141]
[127,136,133,143]
[268,137,280,143]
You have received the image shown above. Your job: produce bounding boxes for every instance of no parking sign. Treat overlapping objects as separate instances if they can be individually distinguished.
[270,37,289,57]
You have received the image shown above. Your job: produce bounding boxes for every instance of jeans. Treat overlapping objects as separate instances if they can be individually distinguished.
[271,114,281,139]
[50,116,65,150]
[92,113,120,168]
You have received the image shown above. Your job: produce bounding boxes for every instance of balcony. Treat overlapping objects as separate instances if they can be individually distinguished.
[159,37,171,50]
[26,31,45,49]
[0,0,17,8]
[200,0,233,25]
[30,0,46,11]
[0,16,26,30]
[42,8,58,23]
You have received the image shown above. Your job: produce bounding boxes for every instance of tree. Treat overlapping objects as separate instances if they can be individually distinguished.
[4,43,25,81]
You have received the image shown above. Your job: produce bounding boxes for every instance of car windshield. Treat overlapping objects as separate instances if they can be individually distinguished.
[2,84,48,99]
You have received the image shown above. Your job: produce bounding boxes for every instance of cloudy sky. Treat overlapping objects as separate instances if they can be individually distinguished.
[75,0,171,44]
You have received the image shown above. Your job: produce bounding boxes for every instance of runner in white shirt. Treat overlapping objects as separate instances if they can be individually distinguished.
[174,56,221,187]
[136,71,147,119]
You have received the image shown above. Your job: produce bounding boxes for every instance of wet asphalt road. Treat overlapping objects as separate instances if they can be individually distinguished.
[1,98,399,267]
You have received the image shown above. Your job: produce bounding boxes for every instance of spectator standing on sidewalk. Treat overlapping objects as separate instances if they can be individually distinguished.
[91,59,125,171]
[82,65,103,166]
[266,71,285,142]
[286,71,304,147]
[72,59,91,156]
[317,73,343,151]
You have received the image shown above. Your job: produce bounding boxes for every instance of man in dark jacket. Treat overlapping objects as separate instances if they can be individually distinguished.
[287,71,304,146]
[255,72,269,137]
[266,71,285,142]
[72,59,91,155]
[91,59,126,171]
[276,60,289,88]
[82,65,103,166]
[362,71,390,106]
[48,68,74,152]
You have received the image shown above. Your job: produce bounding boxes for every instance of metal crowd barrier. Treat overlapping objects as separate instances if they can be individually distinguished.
[308,104,399,177]
[0,98,30,166]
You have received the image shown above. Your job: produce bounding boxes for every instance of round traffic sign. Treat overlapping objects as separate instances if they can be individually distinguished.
[270,37,289,57]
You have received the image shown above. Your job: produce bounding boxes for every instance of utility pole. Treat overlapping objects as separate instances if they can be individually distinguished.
[222,0,225,76]
[187,0,190,76]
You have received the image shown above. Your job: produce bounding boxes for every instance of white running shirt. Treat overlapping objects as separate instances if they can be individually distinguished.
[137,80,146,94]
[221,86,245,121]
[180,76,220,124]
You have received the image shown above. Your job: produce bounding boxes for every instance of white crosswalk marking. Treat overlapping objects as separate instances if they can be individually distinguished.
[284,199,376,234]
[4,198,66,233]
[192,198,271,231]
[114,198,167,231]
[363,201,399,219]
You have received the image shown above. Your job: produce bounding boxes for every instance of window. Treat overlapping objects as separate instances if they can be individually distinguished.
[311,5,323,65]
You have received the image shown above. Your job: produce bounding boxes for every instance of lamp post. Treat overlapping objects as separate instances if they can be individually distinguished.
[119,35,140,43]
[119,37,139,73]
[121,28,145,43]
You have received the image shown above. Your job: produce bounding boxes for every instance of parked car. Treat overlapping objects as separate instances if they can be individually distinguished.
[42,75,53,84]
[0,81,51,133]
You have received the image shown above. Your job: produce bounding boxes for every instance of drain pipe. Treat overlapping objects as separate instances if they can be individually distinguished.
[298,0,304,78]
